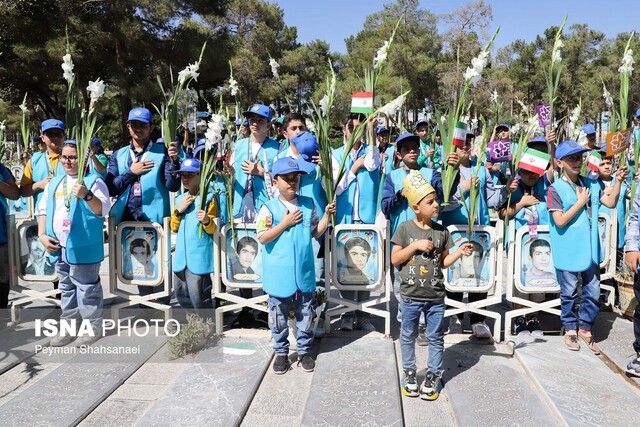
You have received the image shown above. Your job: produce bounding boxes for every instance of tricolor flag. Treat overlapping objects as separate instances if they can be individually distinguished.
[350,92,374,114]
[518,148,551,176]
[452,121,467,147]
[587,150,602,172]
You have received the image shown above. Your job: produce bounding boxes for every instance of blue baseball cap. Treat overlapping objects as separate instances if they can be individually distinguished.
[156,138,165,145]
[41,119,65,133]
[415,119,429,129]
[32,136,42,143]
[63,139,77,146]
[192,140,206,158]
[91,137,102,146]
[127,107,153,124]
[235,118,242,126]
[635,108,640,118]
[376,126,389,135]
[527,135,547,147]
[242,104,272,121]
[243,119,249,126]
[177,158,201,173]
[272,157,315,178]
[581,124,596,135]
[395,132,420,151]
[555,140,589,160]
[496,123,510,131]
[292,131,319,162]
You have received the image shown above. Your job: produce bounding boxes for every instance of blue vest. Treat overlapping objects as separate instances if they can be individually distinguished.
[549,177,601,272]
[333,145,380,224]
[599,179,627,250]
[0,192,7,245]
[440,167,490,226]
[383,145,396,173]
[388,167,435,236]
[262,196,316,297]
[211,177,229,226]
[45,173,105,265]
[232,137,280,218]
[31,152,64,210]
[110,143,170,224]
[172,191,215,275]
[511,180,550,232]
[299,167,328,215]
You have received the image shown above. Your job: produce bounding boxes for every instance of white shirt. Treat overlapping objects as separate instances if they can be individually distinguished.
[256,196,319,237]
[37,175,111,248]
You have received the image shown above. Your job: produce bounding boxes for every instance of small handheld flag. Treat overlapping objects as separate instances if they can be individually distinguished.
[586,150,602,172]
[350,92,374,114]
[519,148,551,176]
[452,121,467,147]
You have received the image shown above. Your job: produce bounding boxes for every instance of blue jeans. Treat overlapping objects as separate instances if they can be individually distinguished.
[173,269,213,318]
[56,250,103,327]
[557,262,600,331]
[393,266,425,325]
[268,292,316,356]
[400,298,445,376]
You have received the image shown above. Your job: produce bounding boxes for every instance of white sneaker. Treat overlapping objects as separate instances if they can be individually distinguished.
[354,317,376,332]
[74,324,102,347]
[340,317,354,331]
[448,317,463,334]
[472,322,492,339]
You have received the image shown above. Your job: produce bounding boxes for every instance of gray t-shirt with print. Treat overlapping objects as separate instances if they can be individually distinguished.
[391,220,454,301]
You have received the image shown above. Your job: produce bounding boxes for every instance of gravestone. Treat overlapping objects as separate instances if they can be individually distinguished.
[301,337,402,426]
[592,311,640,384]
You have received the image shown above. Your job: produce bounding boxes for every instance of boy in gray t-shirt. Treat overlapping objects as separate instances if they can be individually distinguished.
[391,170,472,401]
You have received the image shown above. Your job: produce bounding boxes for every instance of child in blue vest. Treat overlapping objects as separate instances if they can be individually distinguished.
[392,170,472,400]
[332,113,381,332]
[37,140,111,347]
[624,180,640,377]
[256,157,335,374]
[547,140,626,352]
[0,162,20,327]
[415,120,440,170]
[597,148,629,260]
[170,158,219,318]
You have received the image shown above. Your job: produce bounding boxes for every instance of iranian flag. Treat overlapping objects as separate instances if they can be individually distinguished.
[519,148,551,176]
[587,150,602,172]
[452,121,467,147]
[351,92,374,114]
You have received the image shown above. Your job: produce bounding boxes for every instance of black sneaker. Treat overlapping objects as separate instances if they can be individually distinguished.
[420,371,443,401]
[273,355,290,375]
[298,354,316,372]
[416,324,428,346]
[401,369,419,397]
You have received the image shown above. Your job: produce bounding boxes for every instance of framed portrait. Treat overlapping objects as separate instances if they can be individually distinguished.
[444,225,496,292]
[116,222,164,287]
[15,221,57,281]
[221,224,263,289]
[331,225,384,291]
[513,225,560,293]
[9,195,32,220]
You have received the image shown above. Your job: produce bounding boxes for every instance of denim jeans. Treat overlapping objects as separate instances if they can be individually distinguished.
[393,265,425,325]
[173,269,213,319]
[400,298,445,376]
[56,250,103,326]
[268,292,316,356]
[557,262,600,331]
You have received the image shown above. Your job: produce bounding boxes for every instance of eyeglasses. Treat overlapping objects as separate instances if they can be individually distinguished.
[61,155,78,162]
[287,125,306,132]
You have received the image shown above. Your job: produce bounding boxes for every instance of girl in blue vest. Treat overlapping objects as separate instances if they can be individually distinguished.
[256,157,335,374]
[548,140,626,353]
[332,113,381,332]
[230,104,280,223]
[170,158,219,318]
[0,162,20,325]
[37,140,111,347]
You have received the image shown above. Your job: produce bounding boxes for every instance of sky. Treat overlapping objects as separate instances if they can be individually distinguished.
[271,0,637,53]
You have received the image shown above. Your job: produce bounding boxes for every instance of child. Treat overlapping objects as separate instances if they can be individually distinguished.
[170,158,219,318]
[391,170,472,400]
[597,147,629,263]
[0,161,20,328]
[548,140,626,352]
[257,157,335,374]
[415,120,440,170]
[37,140,110,346]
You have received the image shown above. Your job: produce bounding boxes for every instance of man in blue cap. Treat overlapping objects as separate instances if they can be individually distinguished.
[106,107,181,302]
[548,139,627,352]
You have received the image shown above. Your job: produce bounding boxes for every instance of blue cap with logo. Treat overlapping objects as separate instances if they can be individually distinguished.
[178,158,201,173]
[395,132,420,151]
[581,124,596,135]
[127,107,153,124]
[272,156,315,178]
[555,140,589,160]
[41,119,65,133]
[527,135,547,147]
[91,137,102,146]
[415,119,429,129]
[292,131,319,162]
[496,123,510,131]
[242,104,272,121]
[376,126,389,135]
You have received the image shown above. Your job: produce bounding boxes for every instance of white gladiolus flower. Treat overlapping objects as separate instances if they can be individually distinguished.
[0,122,5,131]
[319,94,329,117]
[569,105,580,125]
[552,50,562,64]
[178,63,200,85]
[269,58,280,78]
[373,40,390,70]
[440,115,447,124]
[86,78,105,100]
[603,85,614,108]
[510,123,522,134]
[229,77,239,96]
[619,48,634,75]
[379,94,406,117]
[206,114,226,148]
[19,102,28,113]
[551,39,563,65]
[306,121,316,133]
[61,53,74,82]
[491,90,499,103]
[463,67,481,87]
